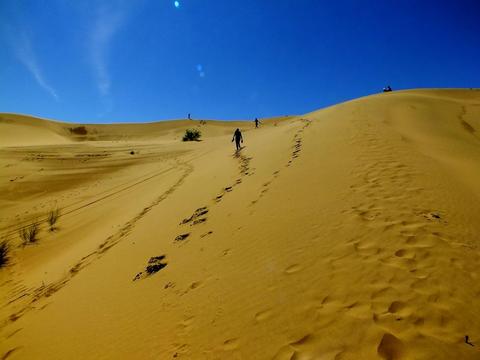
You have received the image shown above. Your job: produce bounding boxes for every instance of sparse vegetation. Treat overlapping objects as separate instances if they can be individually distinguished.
[182,128,201,141]
[20,222,39,244]
[0,241,9,267]
[69,126,88,135]
[48,208,60,231]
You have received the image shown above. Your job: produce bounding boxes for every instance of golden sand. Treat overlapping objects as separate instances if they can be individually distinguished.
[1,89,479,359]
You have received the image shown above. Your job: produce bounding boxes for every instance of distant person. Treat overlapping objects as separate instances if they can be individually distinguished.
[188,113,191,120]
[232,128,243,151]
[254,118,260,128]
[383,85,392,92]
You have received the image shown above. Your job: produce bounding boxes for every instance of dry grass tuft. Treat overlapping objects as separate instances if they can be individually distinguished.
[48,208,60,231]
[20,222,39,244]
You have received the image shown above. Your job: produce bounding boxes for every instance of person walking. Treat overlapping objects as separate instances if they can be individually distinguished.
[232,128,243,151]
[254,118,260,128]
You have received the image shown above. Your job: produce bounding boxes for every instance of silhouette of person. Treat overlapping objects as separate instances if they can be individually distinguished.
[188,113,191,120]
[383,85,392,92]
[254,118,260,128]
[232,128,243,151]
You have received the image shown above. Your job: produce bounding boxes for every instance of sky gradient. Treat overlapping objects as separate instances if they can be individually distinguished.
[1,0,479,123]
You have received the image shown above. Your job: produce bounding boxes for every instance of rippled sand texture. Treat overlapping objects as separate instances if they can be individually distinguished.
[1,89,479,359]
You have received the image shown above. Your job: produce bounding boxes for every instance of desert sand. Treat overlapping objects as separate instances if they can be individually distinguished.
[1,89,480,359]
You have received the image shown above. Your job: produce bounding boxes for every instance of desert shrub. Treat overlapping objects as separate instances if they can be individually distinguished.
[182,128,201,141]
[69,126,88,135]
[20,223,39,244]
[0,241,9,267]
[47,208,60,231]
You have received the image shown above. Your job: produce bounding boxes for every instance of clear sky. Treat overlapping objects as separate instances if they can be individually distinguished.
[1,0,479,123]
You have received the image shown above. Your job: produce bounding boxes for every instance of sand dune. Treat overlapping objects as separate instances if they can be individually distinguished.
[1,89,479,359]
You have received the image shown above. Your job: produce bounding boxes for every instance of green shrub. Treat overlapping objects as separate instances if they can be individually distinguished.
[182,128,201,141]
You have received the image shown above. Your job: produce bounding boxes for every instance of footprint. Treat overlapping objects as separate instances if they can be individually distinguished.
[225,186,233,192]
[290,334,314,347]
[180,207,208,225]
[175,233,190,242]
[254,309,272,322]
[180,316,194,327]
[394,249,407,257]
[413,317,425,327]
[189,281,202,290]
[133,255,167,280]
[223,338,239,351]
[164,282,175,289]
[285,264,302,274]
[377,333,405,360]
[192,218,206,225]
[222,248,231,256]
[178,316,195,335]
[387,301,406,314]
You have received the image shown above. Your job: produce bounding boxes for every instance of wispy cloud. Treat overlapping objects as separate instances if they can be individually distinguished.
[90,2,127,109]
[14,31,59,101]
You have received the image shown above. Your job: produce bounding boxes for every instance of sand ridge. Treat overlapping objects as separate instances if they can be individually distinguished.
[1,89,480,359]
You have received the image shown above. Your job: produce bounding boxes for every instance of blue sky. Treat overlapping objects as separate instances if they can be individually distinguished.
[1,0,479,123]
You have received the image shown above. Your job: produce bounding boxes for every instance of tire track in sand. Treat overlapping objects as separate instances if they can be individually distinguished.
[0,162,193,344]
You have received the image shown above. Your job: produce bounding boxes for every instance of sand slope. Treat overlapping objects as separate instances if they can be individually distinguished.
[1,89,479,359]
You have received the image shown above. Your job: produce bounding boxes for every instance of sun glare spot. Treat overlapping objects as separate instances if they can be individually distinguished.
[174,1,180,8]
[195,64,205,78]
